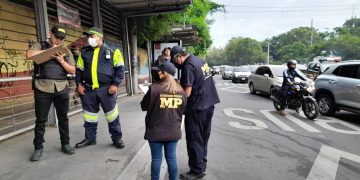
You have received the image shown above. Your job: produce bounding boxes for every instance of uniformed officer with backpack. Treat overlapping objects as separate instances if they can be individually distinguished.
[75,27,125,149]
[26,25,76,161]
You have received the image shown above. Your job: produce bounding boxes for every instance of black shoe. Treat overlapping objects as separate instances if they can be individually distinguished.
[75,139,96,148]
[61,144,75,155]
[30,148,43,161]
[180,171,206,179]
[113,139,125,149]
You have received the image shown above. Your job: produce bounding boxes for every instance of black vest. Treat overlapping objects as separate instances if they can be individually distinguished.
[33,41,67,80]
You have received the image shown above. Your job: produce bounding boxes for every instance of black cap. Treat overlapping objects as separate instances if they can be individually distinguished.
[51,25,66,39]
[83,27,104,37]
[151,61,176,76]
[170,46,185,61]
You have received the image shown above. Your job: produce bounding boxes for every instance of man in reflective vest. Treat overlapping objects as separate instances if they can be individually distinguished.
[75,27,125,149]
[26,25,76,161]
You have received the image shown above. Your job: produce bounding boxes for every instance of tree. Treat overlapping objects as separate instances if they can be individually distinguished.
[206,47,226,65]
[136,0,224,56]
[225,37,266,65]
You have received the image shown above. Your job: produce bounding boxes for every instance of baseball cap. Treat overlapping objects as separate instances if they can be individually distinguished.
[51,25,66,39]
[170,46,185,61]
[151,61,176,76]
[83,27,104,37]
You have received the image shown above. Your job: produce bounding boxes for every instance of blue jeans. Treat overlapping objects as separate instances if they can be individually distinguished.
[148,140,178,180]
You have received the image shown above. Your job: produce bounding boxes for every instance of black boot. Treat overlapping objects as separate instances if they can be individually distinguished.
[61,144,75,155]
[180,171,206,180]
[30,148,43,161]
[75,139,96,148]
[113,139,125,149]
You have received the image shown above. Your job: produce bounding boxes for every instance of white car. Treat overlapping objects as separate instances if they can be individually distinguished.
[232,66,251,83]
[222,66,234,80]
[248,65,286,95]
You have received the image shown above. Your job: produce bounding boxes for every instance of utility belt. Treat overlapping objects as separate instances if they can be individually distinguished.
[83,82,110,89]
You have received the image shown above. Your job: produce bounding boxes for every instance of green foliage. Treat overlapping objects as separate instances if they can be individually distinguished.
[136,0,224,56]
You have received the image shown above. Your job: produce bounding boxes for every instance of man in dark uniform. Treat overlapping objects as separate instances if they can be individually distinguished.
[26,25,76,161]
[75,27,125,149]
[171,46,220,179]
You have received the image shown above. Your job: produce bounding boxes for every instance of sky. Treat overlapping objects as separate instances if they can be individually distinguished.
[209,0,360,48]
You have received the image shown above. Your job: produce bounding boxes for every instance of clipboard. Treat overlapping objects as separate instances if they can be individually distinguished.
[31,45,68,65]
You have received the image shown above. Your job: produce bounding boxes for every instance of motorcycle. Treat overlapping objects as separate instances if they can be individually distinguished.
[271,81,319,120]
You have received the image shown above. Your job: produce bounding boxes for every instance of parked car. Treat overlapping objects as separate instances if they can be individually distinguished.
[232,66,251,83]
[314,61,360,116]
[248,65,287,95]
[222,66,234,80]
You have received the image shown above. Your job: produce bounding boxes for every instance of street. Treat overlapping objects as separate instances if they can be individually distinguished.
[191,75,360,180]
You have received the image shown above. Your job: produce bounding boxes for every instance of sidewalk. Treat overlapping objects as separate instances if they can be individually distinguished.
[0,95,150,180]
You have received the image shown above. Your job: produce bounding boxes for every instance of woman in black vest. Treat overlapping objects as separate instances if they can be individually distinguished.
[141,61,187,180]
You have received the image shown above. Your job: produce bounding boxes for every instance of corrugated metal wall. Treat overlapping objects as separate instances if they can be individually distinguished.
[0,1,37,136]
[0,0,127,137]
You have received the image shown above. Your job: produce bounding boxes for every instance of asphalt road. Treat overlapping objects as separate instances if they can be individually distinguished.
[187,75,360,180]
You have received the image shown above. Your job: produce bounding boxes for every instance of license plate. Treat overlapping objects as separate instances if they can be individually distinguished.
[241,78,245,80]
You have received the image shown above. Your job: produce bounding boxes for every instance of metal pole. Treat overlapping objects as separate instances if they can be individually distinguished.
[310,18,314,46]
[91,0,103,28]
[125,17,134,96]
[267,42,270,65]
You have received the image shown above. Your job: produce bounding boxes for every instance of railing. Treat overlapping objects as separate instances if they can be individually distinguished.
[0,71,130,140]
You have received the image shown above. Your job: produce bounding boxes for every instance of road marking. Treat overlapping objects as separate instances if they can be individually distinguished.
[260,110,295,131]
[307,145,360,180]
[314,117,360,135]
[224,83,230,86]
[285,114,321,133]
[223,108,268,129]
[219,86,249,94]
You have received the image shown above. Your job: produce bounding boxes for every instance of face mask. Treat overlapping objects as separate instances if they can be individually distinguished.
[88,37,98,48]
[175,63,183,69]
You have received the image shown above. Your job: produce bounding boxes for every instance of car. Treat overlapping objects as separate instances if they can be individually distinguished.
[306,61,338,80]
[248,65,286,95]
[314,61,360,116]
[222,66,234,80]
[211,66,220,75]
[232,66,251,83]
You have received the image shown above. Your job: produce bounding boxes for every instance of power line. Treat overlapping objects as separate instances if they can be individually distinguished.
[223,13,357,19]
[227,7,355,13]
[225,4,360,9]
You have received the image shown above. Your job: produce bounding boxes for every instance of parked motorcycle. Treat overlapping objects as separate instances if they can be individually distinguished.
[271,81,319,120]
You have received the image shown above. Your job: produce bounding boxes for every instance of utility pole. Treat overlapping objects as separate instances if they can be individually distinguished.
[267,42,270,65]
[310,18,314,46]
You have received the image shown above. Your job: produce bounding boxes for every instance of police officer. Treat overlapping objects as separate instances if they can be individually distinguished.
[26,25,76,161]
[279,59,307,116]
[75,27,125,149]
[171,46,220,179]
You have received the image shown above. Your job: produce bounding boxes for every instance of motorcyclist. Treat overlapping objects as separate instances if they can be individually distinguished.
[279,59,307,116]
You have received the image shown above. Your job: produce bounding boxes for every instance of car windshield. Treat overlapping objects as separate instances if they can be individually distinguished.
[225,67,233,71]
[270,66,287,77]
[234,67,250,72]
[321,63,336,72]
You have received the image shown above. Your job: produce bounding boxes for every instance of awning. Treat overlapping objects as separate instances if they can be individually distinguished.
[106,0,192,16]
[168,25,200,46]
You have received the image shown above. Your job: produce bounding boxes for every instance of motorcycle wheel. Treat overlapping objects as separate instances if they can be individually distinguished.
[273,99,281,111]
[302,98,319,120]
